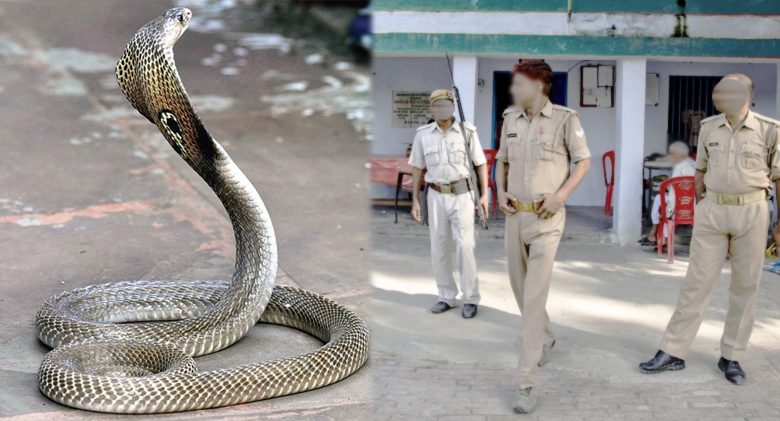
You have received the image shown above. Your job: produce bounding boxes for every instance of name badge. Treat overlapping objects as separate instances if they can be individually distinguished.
[708,142,719,147]
[507,133,517,138]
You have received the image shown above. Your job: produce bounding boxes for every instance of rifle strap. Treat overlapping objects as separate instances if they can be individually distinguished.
[459,122,482,211]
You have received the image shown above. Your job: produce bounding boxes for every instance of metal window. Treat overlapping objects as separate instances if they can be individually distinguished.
[667,75,722,148]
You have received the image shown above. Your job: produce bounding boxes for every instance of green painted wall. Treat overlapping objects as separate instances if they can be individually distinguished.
[372,0,780,15]
[374,33,780,58]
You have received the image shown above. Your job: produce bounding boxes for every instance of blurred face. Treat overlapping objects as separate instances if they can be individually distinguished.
[667,147,687,164]
[430,99,454,121]
[510,72,543,108]
[712,78,750,115]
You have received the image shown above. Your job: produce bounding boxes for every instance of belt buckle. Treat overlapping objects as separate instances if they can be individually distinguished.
[509,198,521,214]
[510,199,539,213]
[767,242,777,259]
[720,195,740,206]
[440,184,453,194]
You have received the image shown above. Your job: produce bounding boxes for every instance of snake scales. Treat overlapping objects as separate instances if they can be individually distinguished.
[35,7,369,414]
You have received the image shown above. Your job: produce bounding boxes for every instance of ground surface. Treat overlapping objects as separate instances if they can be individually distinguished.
[372,206,780,420]
[0,0,370,419]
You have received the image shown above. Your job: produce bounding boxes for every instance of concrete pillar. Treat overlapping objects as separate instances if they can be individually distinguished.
[613,58,647,245]
[452,56,478,123]
[776,63,780,117]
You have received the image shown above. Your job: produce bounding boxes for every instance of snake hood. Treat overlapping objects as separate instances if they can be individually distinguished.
[115,7,217,174]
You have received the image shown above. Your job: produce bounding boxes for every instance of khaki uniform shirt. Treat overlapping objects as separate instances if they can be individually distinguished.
[496,101,591,200]
[696,111,780,194]
[409,120,487,184]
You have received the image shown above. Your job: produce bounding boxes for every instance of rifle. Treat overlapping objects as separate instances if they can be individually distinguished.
[446,53,488,230]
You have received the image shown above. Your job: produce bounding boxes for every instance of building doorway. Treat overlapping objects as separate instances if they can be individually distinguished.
[492,71,568,149]
[667,75,721,148]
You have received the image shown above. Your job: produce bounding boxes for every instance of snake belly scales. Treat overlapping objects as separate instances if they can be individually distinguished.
[34,8,369,414]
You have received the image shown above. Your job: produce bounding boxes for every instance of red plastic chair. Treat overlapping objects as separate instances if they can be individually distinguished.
[602,150,615,215]
[657,176,696,263]
[483,149,498,214]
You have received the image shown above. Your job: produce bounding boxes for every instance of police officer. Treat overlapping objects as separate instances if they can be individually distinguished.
[495,60,591,414]
[409,89,489,319]
[640,74,780,385]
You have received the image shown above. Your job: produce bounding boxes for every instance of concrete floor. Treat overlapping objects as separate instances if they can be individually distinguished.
[0,0,370,419]
[372,207,780,420]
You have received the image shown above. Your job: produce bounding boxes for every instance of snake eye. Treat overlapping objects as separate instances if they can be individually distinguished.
[177,14,185,23]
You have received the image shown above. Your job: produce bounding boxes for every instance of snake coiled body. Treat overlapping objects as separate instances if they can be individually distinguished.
[35,8,369,413]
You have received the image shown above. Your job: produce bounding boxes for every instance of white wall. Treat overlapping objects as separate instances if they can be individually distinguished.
[644,61,778,156]
[371,57,451,156]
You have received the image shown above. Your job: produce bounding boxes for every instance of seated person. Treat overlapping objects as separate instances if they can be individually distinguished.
[640,141,695,246]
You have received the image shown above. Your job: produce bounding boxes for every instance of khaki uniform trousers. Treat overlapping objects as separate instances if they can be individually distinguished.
[427,188,481,306]
[507,208,565,389]
[660,196,769,360]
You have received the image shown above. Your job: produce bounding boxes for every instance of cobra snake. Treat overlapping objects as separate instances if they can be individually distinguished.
[35,8,369,414]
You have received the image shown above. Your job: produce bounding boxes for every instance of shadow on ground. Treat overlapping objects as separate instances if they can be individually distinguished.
[370,205,780,419]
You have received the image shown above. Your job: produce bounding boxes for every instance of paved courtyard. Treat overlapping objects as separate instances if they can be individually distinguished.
[0,0,370,419]
[371,206,780,420]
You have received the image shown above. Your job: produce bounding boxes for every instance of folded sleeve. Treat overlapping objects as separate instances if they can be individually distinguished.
[469,129,487,166]
[694,125,709,172]
[408,131,426,169]
[565,113,591,163]
[496,118,509,163]
[769,123,780,181]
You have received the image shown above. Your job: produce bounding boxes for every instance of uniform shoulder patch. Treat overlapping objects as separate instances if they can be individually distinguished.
[754,112,780,125]
[502,106,520,117]
[700,114,722,125]
[551,104,575,114]
[552,105,577,123]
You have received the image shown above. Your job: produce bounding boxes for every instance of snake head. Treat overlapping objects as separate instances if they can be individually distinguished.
[160,7,193,47]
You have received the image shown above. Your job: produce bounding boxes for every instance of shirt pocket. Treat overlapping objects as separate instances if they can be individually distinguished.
[740,141,766,170]
[706,141,725,168]
[506,137,522,162]
[535,134,565,161]
[422,141,441,167]
[448,140,467,166]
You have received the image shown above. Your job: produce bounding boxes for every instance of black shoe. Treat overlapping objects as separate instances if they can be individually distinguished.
[639,237,657,246]
[430,301,453,314]
[639,350,685,373]
[718,357,746,385]
[462,304,477,319]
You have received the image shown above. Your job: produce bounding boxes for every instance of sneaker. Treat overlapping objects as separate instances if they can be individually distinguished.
[638,350,685,373]
[462,304,477,319]
[512,387,538,414]
[430,301,453,314]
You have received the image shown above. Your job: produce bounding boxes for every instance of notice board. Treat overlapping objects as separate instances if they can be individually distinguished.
[392,91,432,128]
